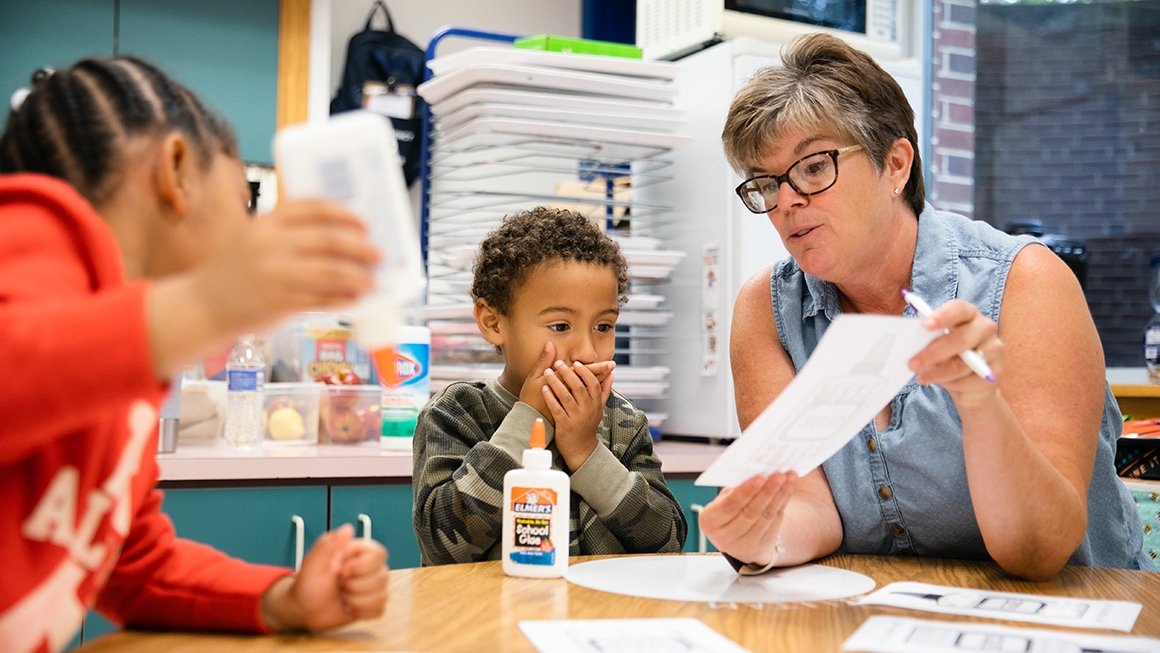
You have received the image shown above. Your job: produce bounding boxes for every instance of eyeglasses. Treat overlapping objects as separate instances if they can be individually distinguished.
[734,145,864,214]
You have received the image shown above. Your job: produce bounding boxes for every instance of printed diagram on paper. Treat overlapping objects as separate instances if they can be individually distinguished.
[844,616,1160,653]
[858,581,1142,632]
[520,618,751,653]
[697,314,938,487]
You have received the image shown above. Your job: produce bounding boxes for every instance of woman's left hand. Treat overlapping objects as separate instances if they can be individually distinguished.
[907,299,1003,409]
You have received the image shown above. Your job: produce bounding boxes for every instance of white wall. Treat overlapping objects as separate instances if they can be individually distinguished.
[325,0,582,108]
[306,0,581,225]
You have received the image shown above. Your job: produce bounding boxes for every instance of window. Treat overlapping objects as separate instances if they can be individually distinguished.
[973,0,1160,367]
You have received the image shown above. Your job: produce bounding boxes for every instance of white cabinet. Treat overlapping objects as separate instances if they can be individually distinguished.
[639,39,925,439]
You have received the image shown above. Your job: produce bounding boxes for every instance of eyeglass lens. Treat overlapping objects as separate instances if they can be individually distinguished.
[740,151,838,213]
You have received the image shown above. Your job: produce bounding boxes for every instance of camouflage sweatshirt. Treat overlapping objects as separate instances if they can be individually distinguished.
[412,378,687,565]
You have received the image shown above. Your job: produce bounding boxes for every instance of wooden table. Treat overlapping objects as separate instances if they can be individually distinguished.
[79,554,1160,653]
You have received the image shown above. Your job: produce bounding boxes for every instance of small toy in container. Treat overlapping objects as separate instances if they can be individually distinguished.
[262,382,323,445]
[319,385,382,444]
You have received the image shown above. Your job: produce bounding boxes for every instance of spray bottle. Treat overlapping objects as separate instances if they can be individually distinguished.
[273,111,423,359]
[502,418,570,578]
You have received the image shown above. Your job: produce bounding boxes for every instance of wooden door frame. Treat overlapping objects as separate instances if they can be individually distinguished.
[276,0,311,128]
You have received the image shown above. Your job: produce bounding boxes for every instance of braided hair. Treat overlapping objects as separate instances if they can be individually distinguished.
[1,56,237,206]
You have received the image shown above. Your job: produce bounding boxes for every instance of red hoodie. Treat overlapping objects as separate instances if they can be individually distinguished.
[0,174,290,652]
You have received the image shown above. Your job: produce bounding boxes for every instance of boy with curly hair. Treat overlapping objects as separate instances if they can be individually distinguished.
[412,207,687,565]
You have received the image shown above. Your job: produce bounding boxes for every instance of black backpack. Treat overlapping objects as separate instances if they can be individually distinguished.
[330,0,425,187]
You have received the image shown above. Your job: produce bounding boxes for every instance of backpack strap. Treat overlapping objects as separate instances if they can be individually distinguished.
[364,0,396,33]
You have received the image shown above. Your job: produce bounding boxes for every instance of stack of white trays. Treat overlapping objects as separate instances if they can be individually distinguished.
[417,45,690,433]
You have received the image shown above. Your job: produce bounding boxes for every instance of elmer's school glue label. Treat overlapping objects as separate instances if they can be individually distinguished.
[502,418,570,577]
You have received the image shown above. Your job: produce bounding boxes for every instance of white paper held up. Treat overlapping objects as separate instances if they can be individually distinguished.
[696,314,938,487]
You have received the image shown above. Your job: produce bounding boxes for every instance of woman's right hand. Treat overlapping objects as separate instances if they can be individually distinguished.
[197,199,381,334]
[699,471,798,567]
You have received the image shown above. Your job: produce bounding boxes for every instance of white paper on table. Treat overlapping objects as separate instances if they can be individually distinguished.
[696,314,938,487]
[565,555,877,604]
[843,615,1160,653]
[857,582,1141,632]
[519,618,751,653]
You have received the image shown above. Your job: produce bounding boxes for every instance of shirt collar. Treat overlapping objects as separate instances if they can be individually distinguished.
[906,203,959,314]
[799,203,957,319]
[488,377,518,409]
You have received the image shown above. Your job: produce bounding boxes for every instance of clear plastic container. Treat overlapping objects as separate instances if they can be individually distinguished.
[319,385,382,444]
[178,380,226,444]
[267,312,379,384]
[262,382,323,445]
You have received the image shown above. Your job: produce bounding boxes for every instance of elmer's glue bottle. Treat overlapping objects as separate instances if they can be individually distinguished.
[274,111,423,354]
[502,418,570,578]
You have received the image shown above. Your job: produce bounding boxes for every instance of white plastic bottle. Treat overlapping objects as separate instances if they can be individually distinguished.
[224,334,265,448]
[274,111,423,353]
[1144,253,1160,383]
[502,418,570,578]
[377,324,431,447]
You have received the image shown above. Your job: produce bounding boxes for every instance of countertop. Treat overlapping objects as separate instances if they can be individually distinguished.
[157,439,728,482]
[156,368,1155,483]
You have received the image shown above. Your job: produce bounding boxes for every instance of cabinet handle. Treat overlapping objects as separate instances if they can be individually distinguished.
[357,513,373,541]
[291,515,305,571]
[690,503,707,553]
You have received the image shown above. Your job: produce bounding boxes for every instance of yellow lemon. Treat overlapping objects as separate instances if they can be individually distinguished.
[267,406,306,440]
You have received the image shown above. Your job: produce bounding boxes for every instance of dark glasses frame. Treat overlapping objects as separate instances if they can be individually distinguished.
[734,144,864,214]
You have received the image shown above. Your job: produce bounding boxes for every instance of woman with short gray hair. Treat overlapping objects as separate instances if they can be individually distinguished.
[699,33,1150,580]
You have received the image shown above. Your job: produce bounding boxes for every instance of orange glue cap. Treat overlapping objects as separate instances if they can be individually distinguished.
[530,418,546,449]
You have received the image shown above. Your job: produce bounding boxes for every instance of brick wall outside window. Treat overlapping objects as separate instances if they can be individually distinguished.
[935,0,1160,367]
[930,0,977,217]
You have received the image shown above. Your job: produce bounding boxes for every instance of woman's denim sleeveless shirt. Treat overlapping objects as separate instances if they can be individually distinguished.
[770,205,1151,569]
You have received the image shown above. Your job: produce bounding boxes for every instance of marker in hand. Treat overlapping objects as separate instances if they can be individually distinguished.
[901,289,995,383]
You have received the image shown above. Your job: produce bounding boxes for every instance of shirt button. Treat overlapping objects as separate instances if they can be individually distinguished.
[878,486,893,500]
[867,437,878,452]
[890,523,906,536]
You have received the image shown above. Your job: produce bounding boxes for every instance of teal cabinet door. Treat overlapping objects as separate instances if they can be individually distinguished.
[330,484,421,569]
[118,0,281,164]
[76,485,326,647]
[162,485,328,567]
[667,478,719,553]
[78,613,117,648]
[0,1,115,126]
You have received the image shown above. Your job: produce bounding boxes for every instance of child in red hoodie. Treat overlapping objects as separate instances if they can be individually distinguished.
[0,58,389,652]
